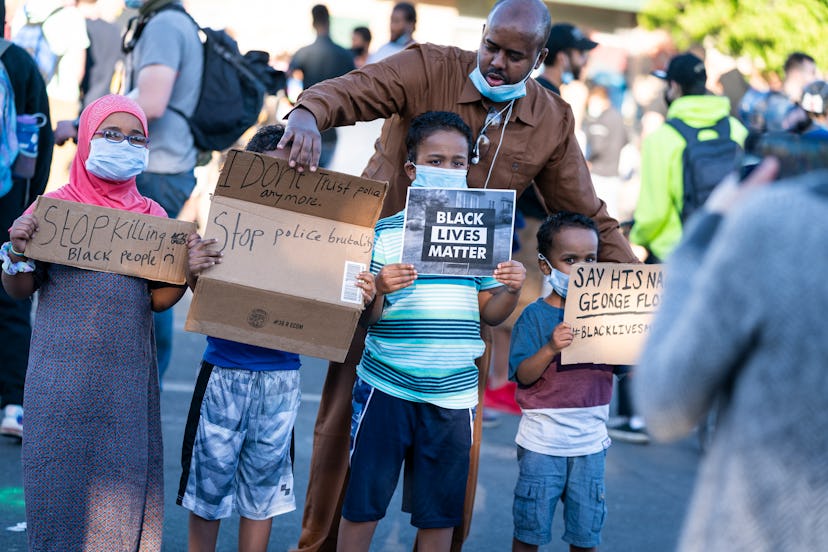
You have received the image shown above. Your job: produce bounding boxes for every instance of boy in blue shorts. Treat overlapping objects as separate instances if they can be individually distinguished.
[178,124,375,552]
[509,211,625,552]
[337,110,527,552]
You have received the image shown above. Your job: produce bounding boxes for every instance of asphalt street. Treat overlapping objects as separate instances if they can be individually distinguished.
[0,288,701,551]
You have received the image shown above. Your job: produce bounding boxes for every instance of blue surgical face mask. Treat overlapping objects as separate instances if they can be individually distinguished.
[468,51,539,103]
[411,165,468,189]
[124,0,143,9]
[539,253,570,298]
[86,138,149,182]
[561,71,575,85]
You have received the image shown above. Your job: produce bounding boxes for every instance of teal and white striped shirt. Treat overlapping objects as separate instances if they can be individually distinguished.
[357,211,502,409]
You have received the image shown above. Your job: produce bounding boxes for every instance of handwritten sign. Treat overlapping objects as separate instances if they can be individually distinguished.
[562,263,664,365]
[215,149,387,226]
[25,196,195,284]
[202,196,374,304]
[401,188,515,276]
[186,149,388,362]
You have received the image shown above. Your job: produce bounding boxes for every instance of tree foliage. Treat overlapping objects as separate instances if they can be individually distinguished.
[639,0,828,76]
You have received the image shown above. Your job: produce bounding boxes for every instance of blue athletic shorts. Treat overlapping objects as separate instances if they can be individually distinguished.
[513,446,607,548]
[177,361,300,520]
[342,377,473,529]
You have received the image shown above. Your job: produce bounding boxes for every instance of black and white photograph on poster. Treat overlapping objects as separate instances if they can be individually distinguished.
[401,188,516,276]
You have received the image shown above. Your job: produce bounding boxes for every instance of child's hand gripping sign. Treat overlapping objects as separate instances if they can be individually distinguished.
[561,262,664,365]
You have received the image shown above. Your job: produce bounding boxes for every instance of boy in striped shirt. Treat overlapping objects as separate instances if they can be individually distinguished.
[338,111,526,551]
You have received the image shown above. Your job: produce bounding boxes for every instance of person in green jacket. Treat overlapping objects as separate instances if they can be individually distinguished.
[631,53,748,263]
[612,53,749,445]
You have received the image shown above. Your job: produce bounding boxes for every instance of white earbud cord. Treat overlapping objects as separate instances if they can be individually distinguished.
[483,99,514,189]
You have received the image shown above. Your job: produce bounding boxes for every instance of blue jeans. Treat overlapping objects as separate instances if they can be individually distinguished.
[136,170,196,383]
[513,446,607,548]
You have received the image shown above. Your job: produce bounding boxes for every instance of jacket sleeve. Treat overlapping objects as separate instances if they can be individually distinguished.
[291,45,430,130]
[629,128,680,256]
[633,209,765,441]
[534,104,637,264]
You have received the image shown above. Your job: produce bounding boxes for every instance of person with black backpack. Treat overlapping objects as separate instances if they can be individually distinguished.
[121,0,203,385]
[631,53,748,264]
[619,52,748,445]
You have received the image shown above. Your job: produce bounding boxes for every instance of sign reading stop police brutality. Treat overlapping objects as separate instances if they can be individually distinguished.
[401,187,516,276]
[561,262,665,365]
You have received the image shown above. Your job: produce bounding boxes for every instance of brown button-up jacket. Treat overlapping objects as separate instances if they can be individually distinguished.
[295,43,636,263]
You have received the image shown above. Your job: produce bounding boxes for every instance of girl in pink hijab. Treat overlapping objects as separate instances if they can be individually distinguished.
[2,95,187,551]
[26,93,167,216]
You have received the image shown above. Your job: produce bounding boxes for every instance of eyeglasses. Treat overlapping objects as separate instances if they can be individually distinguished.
[471,106,505,165]
[93,129,150,148]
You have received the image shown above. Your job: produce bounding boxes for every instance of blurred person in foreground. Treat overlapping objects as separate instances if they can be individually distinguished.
[634,155,828,551]
[278,0,637,550]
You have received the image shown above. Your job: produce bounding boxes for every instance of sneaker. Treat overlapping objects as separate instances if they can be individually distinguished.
[607,421,650,444]
[0,405,23,440]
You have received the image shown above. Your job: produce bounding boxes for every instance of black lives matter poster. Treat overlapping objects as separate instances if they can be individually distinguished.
[401,188,516,276]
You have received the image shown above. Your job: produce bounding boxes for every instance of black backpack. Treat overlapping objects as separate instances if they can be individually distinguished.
[123,5,285,152]
[667,117,743,223]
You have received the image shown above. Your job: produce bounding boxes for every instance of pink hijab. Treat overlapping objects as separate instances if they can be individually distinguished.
[25,94,166,217]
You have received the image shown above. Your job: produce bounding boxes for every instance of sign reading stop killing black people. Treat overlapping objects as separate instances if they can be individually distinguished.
[561,263,665,365]
[401,188,516,276]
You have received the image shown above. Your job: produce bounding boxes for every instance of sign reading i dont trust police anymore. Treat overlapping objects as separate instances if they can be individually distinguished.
[401,188,516,276]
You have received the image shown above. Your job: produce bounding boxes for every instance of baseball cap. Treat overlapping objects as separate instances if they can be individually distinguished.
[801,80,828,115]
[545,23,598,58]
[652,53,707,88]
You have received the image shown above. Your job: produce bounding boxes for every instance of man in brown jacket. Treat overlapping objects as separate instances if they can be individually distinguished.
[278,0,637,550]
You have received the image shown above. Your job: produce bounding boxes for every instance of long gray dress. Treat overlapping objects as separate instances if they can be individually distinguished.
[22,264,163,551]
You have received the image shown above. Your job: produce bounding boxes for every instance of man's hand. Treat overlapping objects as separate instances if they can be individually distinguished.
[376,263,417,294]
[277,107,322,173]
[54,120,78,146]
[493,260,525,294]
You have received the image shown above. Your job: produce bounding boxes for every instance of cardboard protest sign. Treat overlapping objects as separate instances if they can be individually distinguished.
[185,149,387,362]
[561,263,664,365]
[25,196,195,284]
[400,188,515,276]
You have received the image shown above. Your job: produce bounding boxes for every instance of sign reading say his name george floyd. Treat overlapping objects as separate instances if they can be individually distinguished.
[561,263,665,365]
[24,197,195,284]
[401,188,516,276]
[185,149,388,362]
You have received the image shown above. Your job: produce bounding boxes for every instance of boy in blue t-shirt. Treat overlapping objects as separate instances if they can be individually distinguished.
[338,111,526,552]
[178,125,375,551]
[509,211,624,552]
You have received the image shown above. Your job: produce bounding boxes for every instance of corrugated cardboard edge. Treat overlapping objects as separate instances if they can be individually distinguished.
[185,278,360,363]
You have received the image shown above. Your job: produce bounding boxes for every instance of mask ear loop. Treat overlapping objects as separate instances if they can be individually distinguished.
[483,99,514,188]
